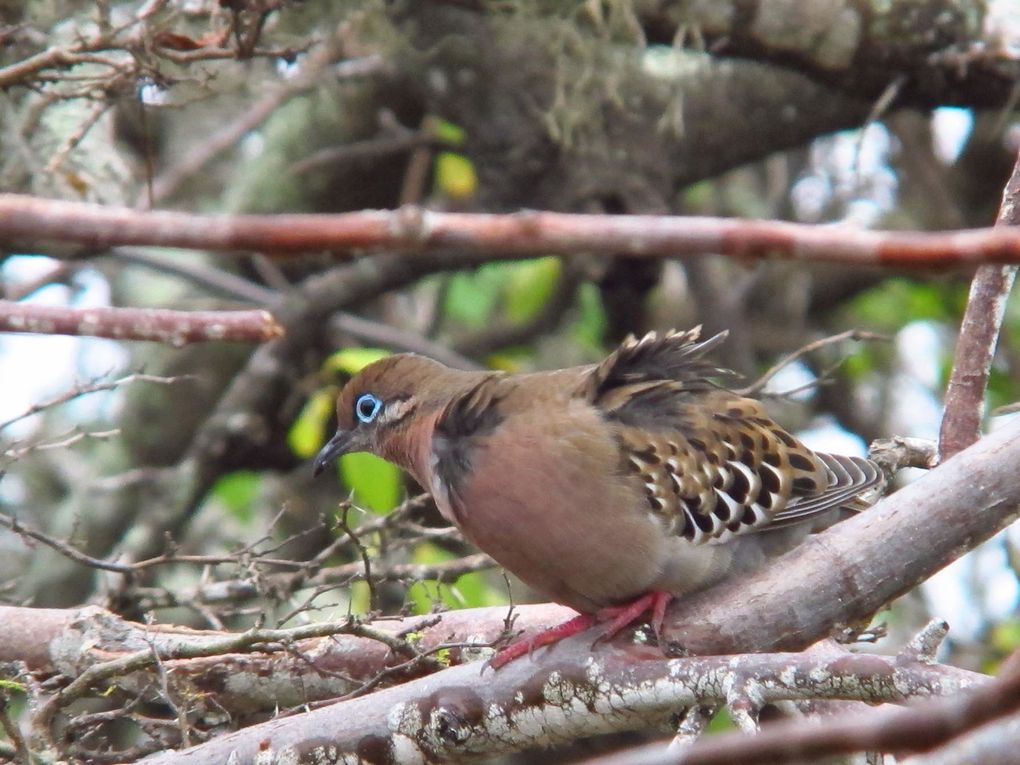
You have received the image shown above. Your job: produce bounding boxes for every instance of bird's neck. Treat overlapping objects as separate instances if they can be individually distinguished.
[374,369,497,490]
[375,404,445,488]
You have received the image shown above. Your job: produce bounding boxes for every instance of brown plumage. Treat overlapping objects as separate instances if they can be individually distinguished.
[314,328,884,666]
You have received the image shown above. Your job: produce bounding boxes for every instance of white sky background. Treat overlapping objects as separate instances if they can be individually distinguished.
[1,107,1017,642]
[0,262,128,438]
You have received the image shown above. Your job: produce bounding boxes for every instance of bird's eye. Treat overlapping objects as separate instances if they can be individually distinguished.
[354,393,383,424]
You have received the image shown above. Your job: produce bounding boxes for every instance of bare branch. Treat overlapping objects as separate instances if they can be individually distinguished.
[869,436,939,473]
[146,43,385,204]
[109,249,481,366]
[938,149,1020,459]
[0,371,188,431]
[0,300,283,344]
[582,643,1020,765]
[132,552,497,612]
[902,711,1020,765]
[738,328,890,396]
[30,615,386,749]
[127,629,986,765]
[12,196,1020,267]
[0,603,574,712]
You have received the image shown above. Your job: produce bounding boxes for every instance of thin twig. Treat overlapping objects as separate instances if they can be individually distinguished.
[0,371,188,431]
[738,329,890,396]
[111,248,482,366]
[334,500,377,612]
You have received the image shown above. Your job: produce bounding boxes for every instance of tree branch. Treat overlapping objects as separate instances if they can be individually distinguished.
[0,301,283,345]
[583,645,1020,765]
[938,149,1020,459]
[131,628,984,765]
[10,195,1020,266]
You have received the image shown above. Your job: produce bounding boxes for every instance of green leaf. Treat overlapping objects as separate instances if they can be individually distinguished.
[505,257,561,322]
[434,151,477,200]
[288,388,335,459]
[707,708,736,733]
[340,451,401,514]
[325,347,391,376]
[432,118,466,146]
[841,345,883,384]
[210,471,261,523]
[571,282,608,351]
[444,268,504,327]
[348,580,371,616]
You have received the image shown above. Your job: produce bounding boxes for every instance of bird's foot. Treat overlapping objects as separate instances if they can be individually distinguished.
[593,590,673,644]
[487,591,673,670]
[487,612,596,670]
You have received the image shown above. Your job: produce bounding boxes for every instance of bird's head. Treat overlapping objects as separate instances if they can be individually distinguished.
[312,353,452,477]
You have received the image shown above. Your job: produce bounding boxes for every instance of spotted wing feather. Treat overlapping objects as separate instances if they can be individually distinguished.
[590,331,883,544]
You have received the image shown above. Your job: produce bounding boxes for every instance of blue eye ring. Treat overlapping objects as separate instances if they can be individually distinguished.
[354,393,383,424]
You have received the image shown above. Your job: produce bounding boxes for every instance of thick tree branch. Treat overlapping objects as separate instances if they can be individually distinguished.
[0,603,573,713]
[584,646,1020,765]
[903,711,1020,765]
[639,0,1018,109]
[10,195,1020,266]
[132,628,983,765]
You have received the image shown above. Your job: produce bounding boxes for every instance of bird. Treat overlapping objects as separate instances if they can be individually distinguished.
[313,327,884,668]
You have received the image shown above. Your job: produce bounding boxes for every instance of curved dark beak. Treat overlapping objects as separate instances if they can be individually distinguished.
[313,429,353,476]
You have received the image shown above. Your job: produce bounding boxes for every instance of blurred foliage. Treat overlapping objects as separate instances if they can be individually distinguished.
[326,347,393,375]
[443,257,564,329]
[987,366,1020,413]
[434,151,478,200]
[432,118,467,146]
[406,542,505,614]
[987,618,1020,672]
[506,257,562,322]
[340,452,402,514]
[571,281,609,352]
[706,708,736,734]
[445,267,507,328]
[849,278,968,328]
[288,388,335,460]
[210,471,262,524]
[843,277,1020,409]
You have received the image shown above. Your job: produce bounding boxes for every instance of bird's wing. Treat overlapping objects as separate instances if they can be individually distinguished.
[587,326,729,400]
[586,330,883,545]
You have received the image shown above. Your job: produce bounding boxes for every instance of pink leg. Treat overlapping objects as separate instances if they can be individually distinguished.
[594,591,673,642]
[488,591,673,670]
[487,612,596,670]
